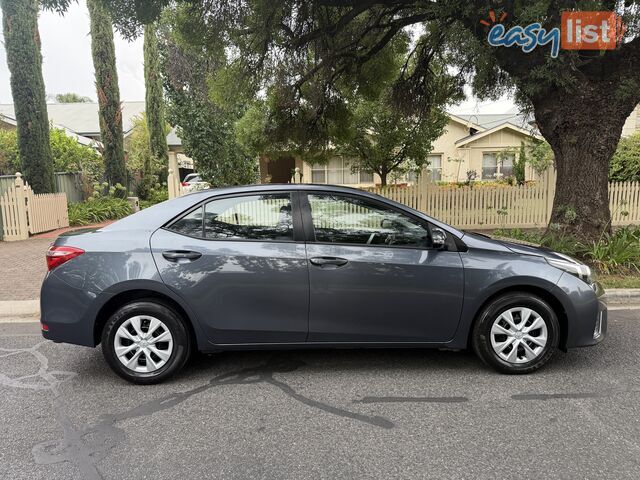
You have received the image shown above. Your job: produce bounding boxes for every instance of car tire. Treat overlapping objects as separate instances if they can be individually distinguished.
[472,292,559,374]
[102,301,191,384]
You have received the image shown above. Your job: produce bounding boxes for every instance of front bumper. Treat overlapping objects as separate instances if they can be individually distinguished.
[555,275,607,349]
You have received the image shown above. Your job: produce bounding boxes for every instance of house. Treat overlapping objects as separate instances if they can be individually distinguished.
[0,102,193,180]
[622,104,640,137]
[0,112,101,149]
[282,105,640,187]
[281,111,544,187]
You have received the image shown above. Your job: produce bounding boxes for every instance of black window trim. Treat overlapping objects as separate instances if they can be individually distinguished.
[163,190,305,244]
[299,190,459,252]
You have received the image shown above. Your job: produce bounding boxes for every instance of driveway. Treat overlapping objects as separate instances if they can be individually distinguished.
[1,309,639,480]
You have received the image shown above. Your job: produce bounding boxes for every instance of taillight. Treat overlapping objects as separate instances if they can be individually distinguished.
[46,245,85,271]
[181,182,188,187]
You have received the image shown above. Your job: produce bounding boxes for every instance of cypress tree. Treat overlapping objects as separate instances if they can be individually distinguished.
[87,0,126,192]
[1,0,54,193]
[143,22,168,186]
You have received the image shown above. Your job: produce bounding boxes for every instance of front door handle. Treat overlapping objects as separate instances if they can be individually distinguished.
[162,250,202,262]
[309,256,349,268]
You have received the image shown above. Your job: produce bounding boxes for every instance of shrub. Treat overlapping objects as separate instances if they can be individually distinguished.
[68,183,132,226]
[139,184,169,209]
[540,232,587,258]
[584,227,640,274]
[68,197,132,226]
[493,225,640,275]
[0,126,103,180]
[610,132,640,182]
[492,228,543,244]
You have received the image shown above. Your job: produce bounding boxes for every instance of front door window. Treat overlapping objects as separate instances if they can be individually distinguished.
[307,193,431,247]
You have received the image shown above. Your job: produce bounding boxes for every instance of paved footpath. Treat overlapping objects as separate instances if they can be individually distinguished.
[0,238,50,301]
[0,222,113,302]
[0,309,639,480]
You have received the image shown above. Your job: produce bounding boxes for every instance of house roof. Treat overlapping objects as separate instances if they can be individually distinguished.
[452,112,533,131]
[0,101,146,136]
[454,122,541,147]
[0,101,185,146]
[0,113,103,149]
[447,113,486,132]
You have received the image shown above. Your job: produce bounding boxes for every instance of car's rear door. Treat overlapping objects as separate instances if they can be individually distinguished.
[151,191,309,344]
[301,191,464,343]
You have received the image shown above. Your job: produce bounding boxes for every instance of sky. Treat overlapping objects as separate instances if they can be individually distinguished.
[0,3,515,114]
[0,2,144,103]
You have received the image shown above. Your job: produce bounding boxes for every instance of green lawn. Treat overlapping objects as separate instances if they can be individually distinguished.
[598,274,640,289]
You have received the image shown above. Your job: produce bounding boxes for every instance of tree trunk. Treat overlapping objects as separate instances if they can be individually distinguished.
[87,0,127,194]
[531,86,636,243]
[1,0,55,193]
[379,172,388,187]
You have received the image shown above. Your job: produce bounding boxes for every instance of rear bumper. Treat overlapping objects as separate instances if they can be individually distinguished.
[40,272,110,347]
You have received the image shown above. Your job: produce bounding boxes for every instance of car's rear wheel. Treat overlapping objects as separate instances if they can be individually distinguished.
[472,293,559,374]
[102,301,191,384]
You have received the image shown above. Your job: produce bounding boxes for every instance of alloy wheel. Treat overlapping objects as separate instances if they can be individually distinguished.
[114,315,174,373]
[490,307,548,364]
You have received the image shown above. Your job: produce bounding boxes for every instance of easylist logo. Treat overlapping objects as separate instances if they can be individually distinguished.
[561,11,625,51]
[483,10,626,58]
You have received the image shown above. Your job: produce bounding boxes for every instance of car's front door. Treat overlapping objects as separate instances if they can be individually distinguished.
[302,192,464,343]
[151,191,309,344]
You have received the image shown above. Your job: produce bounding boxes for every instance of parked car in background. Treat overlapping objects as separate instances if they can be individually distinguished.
[181,173,210,192]
[40,184,607,384]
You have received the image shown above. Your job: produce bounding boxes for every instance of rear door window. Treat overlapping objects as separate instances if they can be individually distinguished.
[167,193,294,241]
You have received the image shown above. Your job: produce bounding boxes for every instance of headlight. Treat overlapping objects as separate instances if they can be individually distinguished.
[545,253,592,283]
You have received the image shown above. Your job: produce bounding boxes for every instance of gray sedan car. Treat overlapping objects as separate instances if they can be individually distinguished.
[41,184,607,383]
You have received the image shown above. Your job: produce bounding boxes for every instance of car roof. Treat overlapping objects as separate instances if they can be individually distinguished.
[105,183,463,238]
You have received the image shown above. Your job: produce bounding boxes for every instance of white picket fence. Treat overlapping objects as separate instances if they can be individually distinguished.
[367,170,640,229]
[0,173,69,241]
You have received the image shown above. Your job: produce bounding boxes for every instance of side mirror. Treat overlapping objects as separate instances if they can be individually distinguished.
[431,228,447,249]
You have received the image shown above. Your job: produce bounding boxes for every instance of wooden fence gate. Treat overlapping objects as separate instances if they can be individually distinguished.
[0,173,69,241]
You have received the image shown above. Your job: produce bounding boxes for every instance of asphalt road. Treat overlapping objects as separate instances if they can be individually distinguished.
[1,310,639,480]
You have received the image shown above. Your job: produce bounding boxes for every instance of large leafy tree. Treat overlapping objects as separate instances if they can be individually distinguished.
[1,0,54,193]
[143,21,169,191]
[61,1,640,241]
[338,95,449,186]
[87,0,126,193]
[158,8,257,186]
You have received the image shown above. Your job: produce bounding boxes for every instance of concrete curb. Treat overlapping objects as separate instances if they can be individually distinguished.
[1,290,640,320]
[605,289,640,304]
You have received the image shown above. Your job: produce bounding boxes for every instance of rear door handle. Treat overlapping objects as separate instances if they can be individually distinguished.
[162,250,202,262]
[309,256,349,268]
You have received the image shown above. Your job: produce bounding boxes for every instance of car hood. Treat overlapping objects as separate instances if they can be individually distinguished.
[496,239,566,260]
[462,231,572,262]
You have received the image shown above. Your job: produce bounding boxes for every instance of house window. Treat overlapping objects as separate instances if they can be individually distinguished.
[482,153,498,179]
[482,152,516,180]
[500,154,515,178]
[311,166,326,183]
[427,154,442,181]
[310,158,374,185]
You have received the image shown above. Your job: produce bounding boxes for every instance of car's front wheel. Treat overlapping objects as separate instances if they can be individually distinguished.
[101,301,191,384]
[472,293,559,374]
